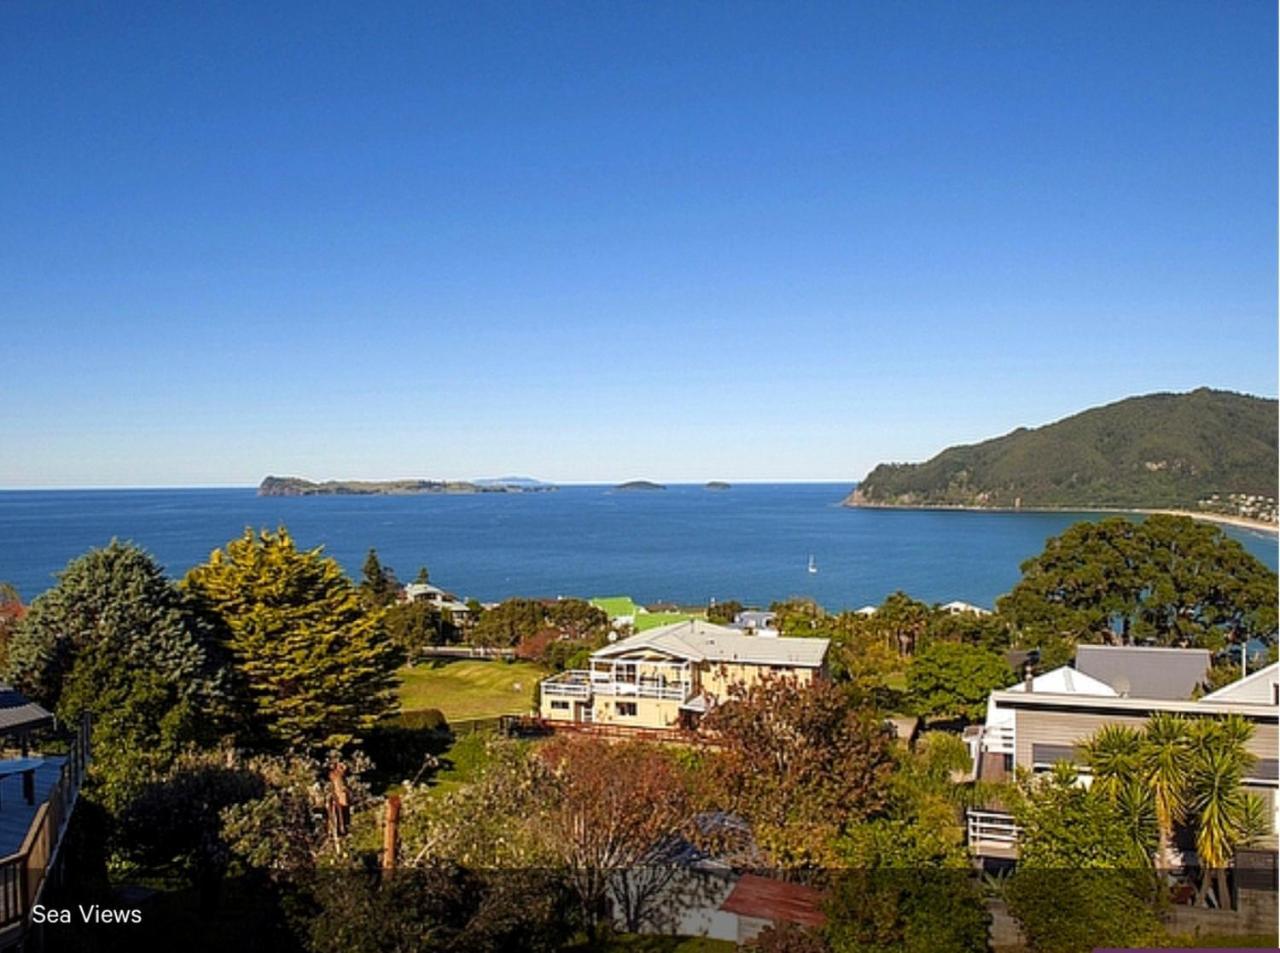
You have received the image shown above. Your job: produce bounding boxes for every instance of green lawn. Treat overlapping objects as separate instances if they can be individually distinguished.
[591,595,642,618]
[397,659,547,721]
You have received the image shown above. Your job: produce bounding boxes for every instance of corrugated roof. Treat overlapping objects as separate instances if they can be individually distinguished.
[594,620,829,667]
[719,873,826,927]
[1075,645,1211,701]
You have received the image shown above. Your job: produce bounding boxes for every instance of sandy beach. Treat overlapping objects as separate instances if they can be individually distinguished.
[845,501,1279,537]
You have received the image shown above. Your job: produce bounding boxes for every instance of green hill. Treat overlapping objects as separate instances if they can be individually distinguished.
[846,389,1277,511]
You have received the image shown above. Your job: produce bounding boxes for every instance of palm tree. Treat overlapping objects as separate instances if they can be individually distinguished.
[1081,724,1143,801]
[1082,725,1158,866]
[1138,712,1190,872]
[1186,717,1257,907]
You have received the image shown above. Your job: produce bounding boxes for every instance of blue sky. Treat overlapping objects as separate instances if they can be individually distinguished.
[2,1,1275,486]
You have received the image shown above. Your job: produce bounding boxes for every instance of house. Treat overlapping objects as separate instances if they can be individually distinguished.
[728,610,778,637]
[539,620,829,731]
[1074,644,1211,700]
[963,665,1118,781]
[403,581,472,625]
[0,690,90,951]
[940,600,992,616]
[966,658,1279,861]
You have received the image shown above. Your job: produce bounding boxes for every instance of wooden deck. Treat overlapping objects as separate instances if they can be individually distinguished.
[0,758,67,859]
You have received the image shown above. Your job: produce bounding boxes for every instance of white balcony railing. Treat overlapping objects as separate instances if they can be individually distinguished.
[593,679,691,701]
[966,809,1020,851]
[541,672,592,698]
[541,671,690,701]
[980,723,1015,755]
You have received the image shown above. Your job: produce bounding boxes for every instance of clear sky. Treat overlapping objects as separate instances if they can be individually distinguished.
[2,1,1275,487]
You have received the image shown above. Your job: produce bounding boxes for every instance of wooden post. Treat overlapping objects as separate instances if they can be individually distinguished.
[382,795,401,872]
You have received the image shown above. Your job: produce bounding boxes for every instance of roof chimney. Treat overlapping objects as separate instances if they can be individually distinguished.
[1023,661,1035,692]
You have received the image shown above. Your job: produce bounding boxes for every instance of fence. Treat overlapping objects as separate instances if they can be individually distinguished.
[413,646,516,661]
[0,714,91,932]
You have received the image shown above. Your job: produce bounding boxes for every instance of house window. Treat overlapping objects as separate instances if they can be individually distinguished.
[617,702,637,717]
[549,700,569,711]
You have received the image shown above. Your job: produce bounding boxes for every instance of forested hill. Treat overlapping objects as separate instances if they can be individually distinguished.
[846,389,1278,511]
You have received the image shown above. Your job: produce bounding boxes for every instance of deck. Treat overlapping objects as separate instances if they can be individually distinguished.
[0,758,67,859]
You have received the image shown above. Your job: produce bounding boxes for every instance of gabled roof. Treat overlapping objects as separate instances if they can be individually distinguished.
[1075,644,1211,701]
[593,620,829,668]
[1003,665,1118,697]
[1201,662,1280,705]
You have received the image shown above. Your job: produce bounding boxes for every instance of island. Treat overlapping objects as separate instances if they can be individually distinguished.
[258,476,557,497]
[845,388,1278,526]
[614,480,666,491]
[704,481,731,491]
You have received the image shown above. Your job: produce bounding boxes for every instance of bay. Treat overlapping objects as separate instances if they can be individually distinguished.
[0,484,1274,609]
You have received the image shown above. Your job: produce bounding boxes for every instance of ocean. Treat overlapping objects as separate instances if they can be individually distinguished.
[0,484,1275,610]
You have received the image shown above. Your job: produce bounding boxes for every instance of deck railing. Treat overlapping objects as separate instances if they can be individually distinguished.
[541,671,691,701]
[0,714,91,931]
[966,809,1020,853]
[979,723,1015,755]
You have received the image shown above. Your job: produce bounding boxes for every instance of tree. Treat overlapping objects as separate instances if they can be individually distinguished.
[6,542,225,809]
[535,735,695,940]
[545,599,609,641]
[1184,715,1267,907]
[183,528,399,750]
[1080,712,1271,903]
[0,582,25,672]
[825,864,989,953]
[469,598,606,648]
[905,642,1013,723]
[700,676,894,866]
[706,600,744,624]
[359,549,399,610]
[469,598,548,648]
[383,600,450,658]
[1006,766,1162,952]
[999,516,1277,651]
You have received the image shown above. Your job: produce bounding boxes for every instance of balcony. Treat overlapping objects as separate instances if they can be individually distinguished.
[0,713,91,942]
[541,670,692,702]
[541,671,592,699]
[966,809,1020,859]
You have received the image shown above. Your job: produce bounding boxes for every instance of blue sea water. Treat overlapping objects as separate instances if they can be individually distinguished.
[0,485,1275,609]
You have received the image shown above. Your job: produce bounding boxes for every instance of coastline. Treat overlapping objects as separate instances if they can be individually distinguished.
[844,501,1279,537]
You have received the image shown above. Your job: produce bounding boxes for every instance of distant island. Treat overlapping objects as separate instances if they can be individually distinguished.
[845,388,1278,525]
[614,480,666,492]
[705,481,731,491]
[258,476,557,497]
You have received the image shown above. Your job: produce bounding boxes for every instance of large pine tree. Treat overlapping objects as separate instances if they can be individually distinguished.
[6,541,226,808]
[184,527,399,750]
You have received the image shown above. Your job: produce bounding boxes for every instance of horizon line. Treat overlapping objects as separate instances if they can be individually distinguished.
[0,478,862,491]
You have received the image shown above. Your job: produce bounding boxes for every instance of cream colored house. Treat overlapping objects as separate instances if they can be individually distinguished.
[539,620,829,731]
[967,660,1280,860]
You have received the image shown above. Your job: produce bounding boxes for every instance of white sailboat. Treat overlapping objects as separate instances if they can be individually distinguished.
[807,554,817,574]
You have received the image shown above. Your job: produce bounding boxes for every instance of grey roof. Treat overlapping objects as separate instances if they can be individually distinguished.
[594,620,829,668]
[1074,645,1211,701]
[0,686,54,734]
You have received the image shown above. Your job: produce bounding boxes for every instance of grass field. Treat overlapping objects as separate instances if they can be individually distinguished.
[397,659,547,721]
